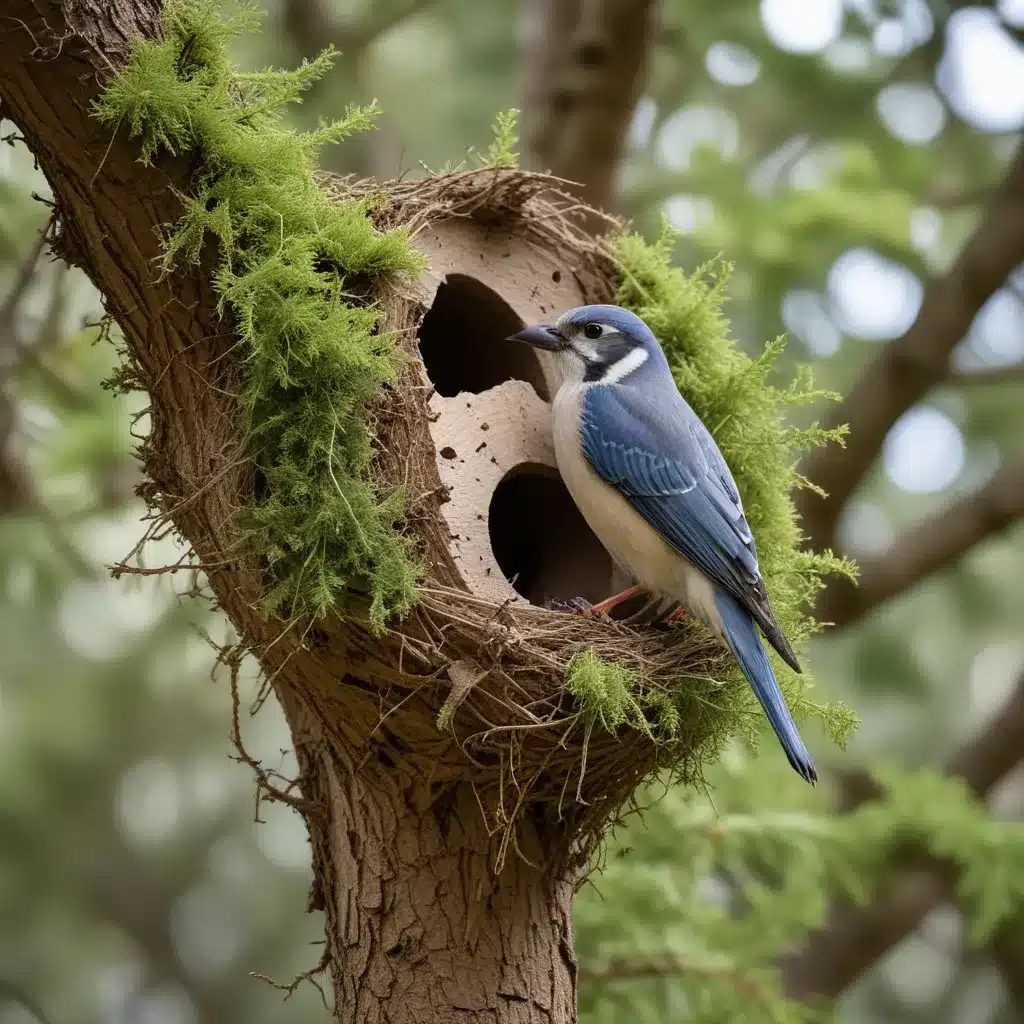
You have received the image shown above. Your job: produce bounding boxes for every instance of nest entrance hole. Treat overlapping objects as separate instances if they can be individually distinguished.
[488,464,623,610]
[418,275,550,400]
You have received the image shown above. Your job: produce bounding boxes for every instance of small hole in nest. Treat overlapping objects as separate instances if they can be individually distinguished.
[418,274,550,400]
[575,41,607,67]
[488,463,616,608]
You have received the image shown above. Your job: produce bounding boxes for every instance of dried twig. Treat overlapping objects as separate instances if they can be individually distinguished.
[224,645,323,819]
[251,943,331,1009]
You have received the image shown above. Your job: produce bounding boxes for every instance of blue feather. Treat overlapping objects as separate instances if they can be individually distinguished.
[714,590,817,783]
[580,383,802,675]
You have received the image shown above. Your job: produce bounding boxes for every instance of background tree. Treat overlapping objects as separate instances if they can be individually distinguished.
[1,1,1023,1023]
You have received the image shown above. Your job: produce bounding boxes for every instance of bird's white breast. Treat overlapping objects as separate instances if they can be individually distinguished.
[550,382,724,633]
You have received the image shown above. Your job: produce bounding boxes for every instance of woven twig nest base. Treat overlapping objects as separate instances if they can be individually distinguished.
[311,170,735,860]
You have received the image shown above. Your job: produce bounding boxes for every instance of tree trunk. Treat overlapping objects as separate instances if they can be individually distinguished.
[297,718,578,1021]
[0,5,720,1021]
[519,0,657,212]
[0,6,585,1018]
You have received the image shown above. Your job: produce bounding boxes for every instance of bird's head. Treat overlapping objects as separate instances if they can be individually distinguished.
[507,305,669,386]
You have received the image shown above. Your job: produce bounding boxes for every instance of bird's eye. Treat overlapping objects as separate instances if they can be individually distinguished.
[582,323,604,340]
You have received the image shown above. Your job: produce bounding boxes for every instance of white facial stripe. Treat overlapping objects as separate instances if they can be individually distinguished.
[600,345,649,384]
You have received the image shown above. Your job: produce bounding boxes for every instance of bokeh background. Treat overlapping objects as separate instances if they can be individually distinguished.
[1,1,1023,1022]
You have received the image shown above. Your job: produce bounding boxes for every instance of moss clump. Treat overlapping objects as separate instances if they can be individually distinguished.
[482,108,521,169]
[94,0,424,629]
[566,650,681,739]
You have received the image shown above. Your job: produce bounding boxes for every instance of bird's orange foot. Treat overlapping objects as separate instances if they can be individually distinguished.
[581,585,647,618]
[667,606,689,624]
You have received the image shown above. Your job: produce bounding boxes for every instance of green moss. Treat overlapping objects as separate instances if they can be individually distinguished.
[93,0,425,630]
[482,108,521,169]
[567,651,681,740]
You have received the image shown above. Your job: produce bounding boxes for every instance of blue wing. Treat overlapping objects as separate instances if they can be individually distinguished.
[580,383,800,673]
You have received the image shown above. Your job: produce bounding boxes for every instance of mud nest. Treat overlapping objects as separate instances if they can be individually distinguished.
[294,168,737,861]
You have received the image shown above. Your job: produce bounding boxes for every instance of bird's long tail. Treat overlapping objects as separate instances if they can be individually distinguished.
[713,589,817,784]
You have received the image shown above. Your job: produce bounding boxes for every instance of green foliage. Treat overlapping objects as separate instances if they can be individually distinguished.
[566,650,680,738]
[677,145,923,283]
[859,767,1024,945]
[483,107,521,168]
[93,0,425,629]
[423,106,522,174]
[577,758,1024,1023]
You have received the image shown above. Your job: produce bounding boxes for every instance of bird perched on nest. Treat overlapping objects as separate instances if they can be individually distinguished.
[508,305,816,784]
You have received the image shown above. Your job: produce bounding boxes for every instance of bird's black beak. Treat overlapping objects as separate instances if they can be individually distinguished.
[506,324,566,350]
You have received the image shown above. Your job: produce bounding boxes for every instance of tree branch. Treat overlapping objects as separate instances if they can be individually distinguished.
[778,671,1024,1002]
[0,227,47,331]
[624,171,991,223]
[280,0,332,59]
[583,956,771,1005]
[277,0,433,179]
[0,980,54,1024]
[0,220,105,571]
[816,453,1024,629]
[0,233,45,513]
[796,141,1024,553]
[519,0,657,213]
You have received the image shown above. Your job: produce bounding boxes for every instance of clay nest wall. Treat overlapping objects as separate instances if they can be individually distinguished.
[289,169,734,860]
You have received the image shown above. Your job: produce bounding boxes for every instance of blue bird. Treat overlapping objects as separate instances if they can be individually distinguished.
[508,305,816,783]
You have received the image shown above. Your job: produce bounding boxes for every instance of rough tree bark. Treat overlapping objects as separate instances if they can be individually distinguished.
[295,730,578,1021]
